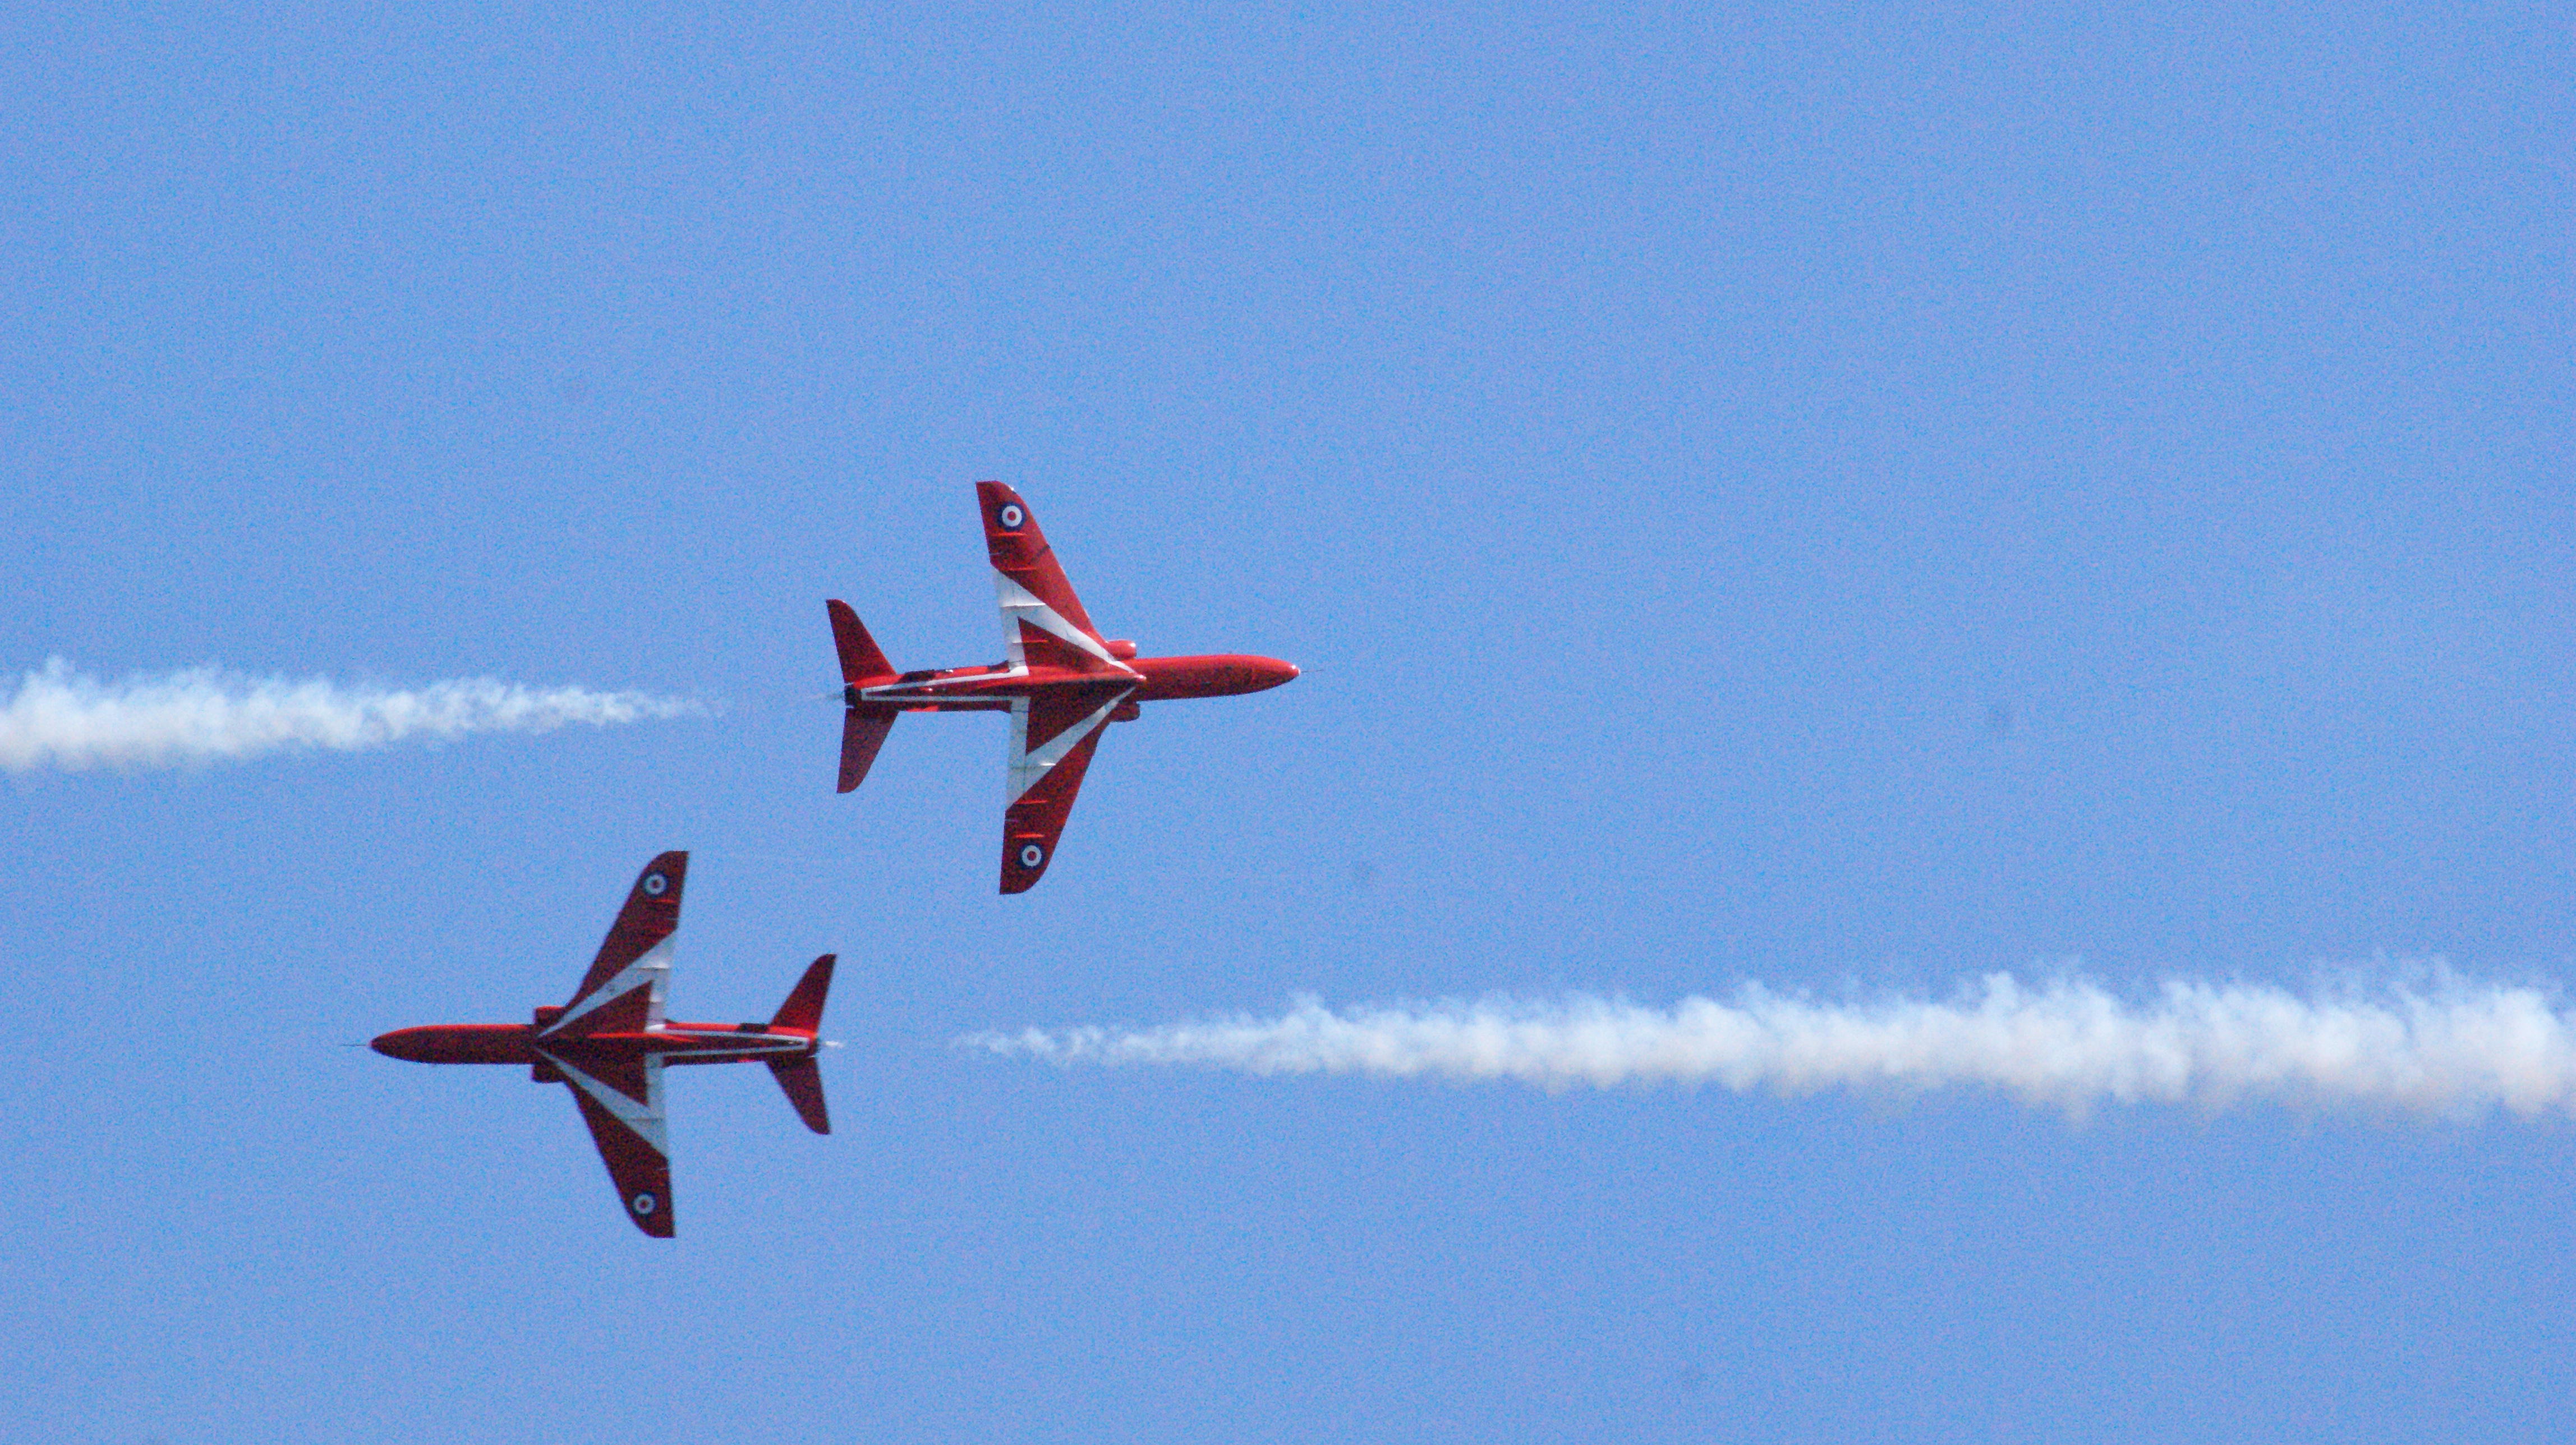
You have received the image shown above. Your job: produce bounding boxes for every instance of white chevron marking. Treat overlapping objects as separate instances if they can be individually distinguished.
[543,935,672,1037]
[1006,689,1130,803]
[545,1050,669,1157]
[994,575,1136,674]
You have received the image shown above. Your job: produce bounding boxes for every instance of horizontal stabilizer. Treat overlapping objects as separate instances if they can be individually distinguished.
[770,1059,830,1135]
[772,954,836,1033]
[838,707,896,793]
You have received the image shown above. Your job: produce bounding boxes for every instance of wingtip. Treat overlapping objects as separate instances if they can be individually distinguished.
[1000,841,1050,893]
[978,481,1040,549]
[636,852,688,901]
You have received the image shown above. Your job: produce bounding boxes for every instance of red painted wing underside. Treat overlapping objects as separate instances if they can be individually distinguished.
[977,481,1124,675]
[567,1085,674,1239]
[1002,717,1111,894]
[560,852,684,1022]
[1017,624,1106,673]
[977,481,1100,634]
[1023,683,1126,754]
[564,986,654,1036]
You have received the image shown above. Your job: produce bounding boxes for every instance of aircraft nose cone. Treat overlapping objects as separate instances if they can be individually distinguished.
[1252,657,1299,691]
[370,1029,426,1062]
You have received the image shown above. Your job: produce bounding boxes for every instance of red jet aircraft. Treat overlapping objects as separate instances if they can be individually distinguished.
[371,852,832,1237]
[829,481,1299,892]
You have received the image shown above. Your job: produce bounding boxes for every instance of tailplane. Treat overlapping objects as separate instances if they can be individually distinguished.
[828,601,899,793]
[768,954,835,1134]
[838,706,896,793]
[770,1059,830,1134]
[772,954,835,1032]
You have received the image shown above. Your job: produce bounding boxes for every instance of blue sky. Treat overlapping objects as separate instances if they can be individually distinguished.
[2,4,2570,1441]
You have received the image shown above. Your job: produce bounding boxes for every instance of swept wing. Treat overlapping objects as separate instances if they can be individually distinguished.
[546,1050,674,1238]
[977,482,1135,675]
[1000,683,1129,892]
[543,851,683,1039]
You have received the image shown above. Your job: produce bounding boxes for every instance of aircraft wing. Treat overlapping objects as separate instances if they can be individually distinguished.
[544,852,683,1040]
[1000,682,1131,893]
[977,481,1131,675]
[548,1050,674,1238]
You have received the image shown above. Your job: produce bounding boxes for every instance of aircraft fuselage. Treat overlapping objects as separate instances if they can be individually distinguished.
[372,1018,818,1071]
[827,481,1300,892]
[369,853,837,1237]
[850,653,1297,712]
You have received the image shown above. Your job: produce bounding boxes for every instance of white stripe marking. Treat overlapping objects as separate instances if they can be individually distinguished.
[543,936,673,1037]
[545,1051,669,1157]
[1006,689,1130,803]
[994,576,1137,674]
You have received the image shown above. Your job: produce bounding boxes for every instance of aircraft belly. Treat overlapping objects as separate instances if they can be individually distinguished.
[647,1031,813,1066]
[657,1044,810,1066]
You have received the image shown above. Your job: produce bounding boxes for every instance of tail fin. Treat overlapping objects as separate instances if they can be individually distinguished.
[768,955,835,1135]
[827,600,896,685]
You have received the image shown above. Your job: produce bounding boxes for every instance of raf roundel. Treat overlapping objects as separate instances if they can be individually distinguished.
[641,872,668,897]
[999,503,1025,528]
[631,1192,657,1216]
[1018,843,1045,869]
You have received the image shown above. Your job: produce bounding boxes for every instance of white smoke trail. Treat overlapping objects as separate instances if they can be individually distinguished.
[0,658,704,772]
[968,975,2576,1116]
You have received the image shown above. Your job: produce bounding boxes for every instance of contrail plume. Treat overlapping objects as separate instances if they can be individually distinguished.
[969,975,2576,1116]
[0,658,704,772]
